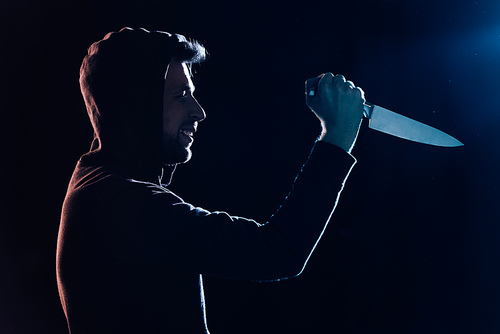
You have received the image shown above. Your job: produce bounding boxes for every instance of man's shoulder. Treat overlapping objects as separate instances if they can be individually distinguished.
[69,163,174,202]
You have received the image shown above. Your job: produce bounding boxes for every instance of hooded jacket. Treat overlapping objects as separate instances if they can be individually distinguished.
[56,27,356,334]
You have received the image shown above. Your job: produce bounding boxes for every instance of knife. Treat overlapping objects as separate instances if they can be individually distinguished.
[307,85,463,147]
[362,102,463,147]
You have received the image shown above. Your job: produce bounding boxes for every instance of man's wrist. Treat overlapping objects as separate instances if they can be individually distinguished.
[318,129,355,153]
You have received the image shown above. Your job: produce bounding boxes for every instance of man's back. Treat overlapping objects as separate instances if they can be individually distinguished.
[57,162,210,333]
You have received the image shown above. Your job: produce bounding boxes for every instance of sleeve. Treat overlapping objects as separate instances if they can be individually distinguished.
[107,141,356,282]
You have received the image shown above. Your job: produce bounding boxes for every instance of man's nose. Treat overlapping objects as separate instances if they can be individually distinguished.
[190,97,206,122]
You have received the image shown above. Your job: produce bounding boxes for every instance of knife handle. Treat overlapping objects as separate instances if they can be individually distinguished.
[363,102,374,119]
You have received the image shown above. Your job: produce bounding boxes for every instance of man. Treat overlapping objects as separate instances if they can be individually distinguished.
[56,27,365,333]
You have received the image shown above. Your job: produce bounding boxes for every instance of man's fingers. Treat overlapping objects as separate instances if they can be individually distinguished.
[306,73,365,105]
[342,79,365,103]
[312,72,334,97]
[354,86,366,101]
[333,74,346,85]
[318,72,334,89]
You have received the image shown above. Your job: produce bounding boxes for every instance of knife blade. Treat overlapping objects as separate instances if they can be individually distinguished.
[363,103,463,147]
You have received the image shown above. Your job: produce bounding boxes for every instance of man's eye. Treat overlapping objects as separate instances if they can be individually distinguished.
[177,90,188,99]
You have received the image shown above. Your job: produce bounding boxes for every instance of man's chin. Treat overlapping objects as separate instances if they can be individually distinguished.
[163,148,192,165]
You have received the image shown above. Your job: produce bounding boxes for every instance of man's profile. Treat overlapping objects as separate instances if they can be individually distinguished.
[56,27,365,333]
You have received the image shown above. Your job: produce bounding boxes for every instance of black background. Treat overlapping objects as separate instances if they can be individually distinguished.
[2,0,499,333]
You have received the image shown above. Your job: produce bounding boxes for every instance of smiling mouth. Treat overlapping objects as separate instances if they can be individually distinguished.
[180,129,194,137]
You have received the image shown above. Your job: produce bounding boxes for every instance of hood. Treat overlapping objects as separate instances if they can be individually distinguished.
[79,27,184,183]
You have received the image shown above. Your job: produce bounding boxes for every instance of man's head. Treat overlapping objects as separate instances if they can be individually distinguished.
[79,28,207,176]
[162,60,205,165]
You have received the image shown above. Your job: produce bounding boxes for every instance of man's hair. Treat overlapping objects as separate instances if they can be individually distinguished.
[172,36,207,65]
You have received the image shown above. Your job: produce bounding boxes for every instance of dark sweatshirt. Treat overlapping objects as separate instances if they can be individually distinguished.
[56,27,356,334]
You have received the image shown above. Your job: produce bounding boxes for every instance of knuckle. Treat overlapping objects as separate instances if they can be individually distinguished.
[320,73,333,85]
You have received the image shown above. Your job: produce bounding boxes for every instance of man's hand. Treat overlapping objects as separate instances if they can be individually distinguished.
[305,73,365,153]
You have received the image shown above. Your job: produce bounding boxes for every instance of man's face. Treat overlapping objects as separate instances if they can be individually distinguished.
[162,60,206,164]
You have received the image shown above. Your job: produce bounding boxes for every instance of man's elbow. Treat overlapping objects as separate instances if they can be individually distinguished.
[277,256,309,280]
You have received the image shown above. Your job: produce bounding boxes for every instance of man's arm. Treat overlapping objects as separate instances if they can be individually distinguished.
[106,74,365,281]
